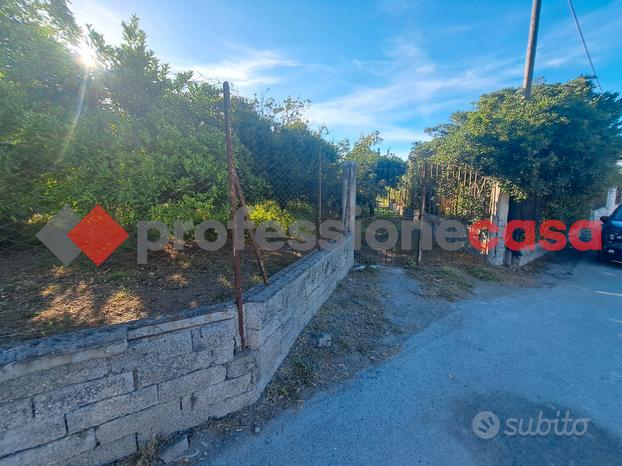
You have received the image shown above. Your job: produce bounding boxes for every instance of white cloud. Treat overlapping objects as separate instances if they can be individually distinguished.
[173,51,298,91]
[379,127,430,143]
[309,0,622,156]
[70,0,622,158]
[306,40,521,148]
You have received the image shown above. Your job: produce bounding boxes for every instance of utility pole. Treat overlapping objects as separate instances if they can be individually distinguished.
[506,0,542,267]
[522,0,542,98]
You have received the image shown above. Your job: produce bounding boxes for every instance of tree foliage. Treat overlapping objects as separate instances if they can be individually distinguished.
[340,131,406,216]
[412,78,622,219]
[0,1,343,246]
[341,131,406,215]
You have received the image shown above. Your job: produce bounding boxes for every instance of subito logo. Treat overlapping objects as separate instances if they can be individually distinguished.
[36,205,128,266]
[472,411,501,439]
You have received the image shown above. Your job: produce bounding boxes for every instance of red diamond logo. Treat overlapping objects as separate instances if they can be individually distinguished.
[67,205,128,266]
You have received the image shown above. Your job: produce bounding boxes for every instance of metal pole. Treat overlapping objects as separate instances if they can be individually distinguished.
[233,173,269,285]
[318,150,322,237]
[522,0,542,98]
[341,164,348,232]
[223,81,245,349]
[416,162,427,265]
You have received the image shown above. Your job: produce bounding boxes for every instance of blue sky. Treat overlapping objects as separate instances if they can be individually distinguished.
[71,0,622,157]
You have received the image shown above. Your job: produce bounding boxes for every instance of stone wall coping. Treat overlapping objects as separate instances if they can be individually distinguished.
[244,237,349,304]
[0,303,232,370]
[0,236,350,383]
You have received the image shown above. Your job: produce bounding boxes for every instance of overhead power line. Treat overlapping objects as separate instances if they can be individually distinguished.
[567,0,604,94]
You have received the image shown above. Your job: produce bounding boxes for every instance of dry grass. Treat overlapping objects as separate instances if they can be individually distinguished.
[120,245,550,463]
[405,252,549,300]
[405,264,473,300]
[462,264,502,282]
[118,437,162,466]
[0,242,305,346]
[186,266,399,445]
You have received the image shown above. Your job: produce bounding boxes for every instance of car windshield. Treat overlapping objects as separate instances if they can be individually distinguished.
[612,207,622,221]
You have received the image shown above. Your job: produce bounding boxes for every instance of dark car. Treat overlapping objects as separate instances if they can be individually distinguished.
[599,205,622,262]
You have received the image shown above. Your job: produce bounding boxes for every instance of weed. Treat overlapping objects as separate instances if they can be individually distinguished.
[291,359,315,385]
[462,264,501,282]
[118,436,162,466]
[105,270,137,283]
[437,266,472,290]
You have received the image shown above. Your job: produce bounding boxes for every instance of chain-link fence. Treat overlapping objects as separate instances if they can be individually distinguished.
[0,76,344,346]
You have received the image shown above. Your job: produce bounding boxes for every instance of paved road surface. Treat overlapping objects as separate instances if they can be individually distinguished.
[198,256,622,465]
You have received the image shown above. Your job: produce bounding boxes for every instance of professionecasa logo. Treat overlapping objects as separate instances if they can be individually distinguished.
[36,205,128,266]
[36,204,604,266]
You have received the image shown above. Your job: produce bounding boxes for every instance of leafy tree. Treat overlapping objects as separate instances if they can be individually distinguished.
[341,132,406,216]
[232,93,341,218]
[419,77,622,220]
[0,3,346,249]
[0,0,83,242]
[375,154,407,189]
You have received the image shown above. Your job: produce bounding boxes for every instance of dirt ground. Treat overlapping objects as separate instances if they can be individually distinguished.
[0,213,542,347]
[126,251,549,465]
[0,242,304,346]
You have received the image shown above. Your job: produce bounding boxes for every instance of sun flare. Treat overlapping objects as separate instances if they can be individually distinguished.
[77,42,97,69]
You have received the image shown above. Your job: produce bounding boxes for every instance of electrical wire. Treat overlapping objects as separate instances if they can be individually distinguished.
[567,0,604,94]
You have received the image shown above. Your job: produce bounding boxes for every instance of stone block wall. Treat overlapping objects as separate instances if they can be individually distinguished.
[513,243,548,266]
[0,236,354,465]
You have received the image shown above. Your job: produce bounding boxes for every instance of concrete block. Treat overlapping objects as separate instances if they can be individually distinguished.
[112,330,193,367]
[190,319,236,353]
[66,385,157,434]
[244,301,295,349]
[0,232,353,466]
[0,328,127,383]
[192,373,252,409]
[159,434,188,464]
[280,318,302,353]
[110,330,203,386]
[95,400,180,445]
[128,310,233,340]
[0,398,32,432]
[33,372,134,417]
[132,344,231,387]
[0,358,109,403]
[254,328,282,375]
[176,389,259,432]
[64,434,137,466]
[226,353,256,379]
[158,365,226,402]
[0,429,96,466]
[202,388,260,419]
[255,329,282,378]
[237,302,267,332]
[0,416,66,457]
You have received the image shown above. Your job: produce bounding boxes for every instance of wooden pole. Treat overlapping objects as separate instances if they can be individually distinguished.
[522,0,542,98]
[223,81,245,349]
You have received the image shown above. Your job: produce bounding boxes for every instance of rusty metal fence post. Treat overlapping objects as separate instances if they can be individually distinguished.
[223,81,245,349]
[318,150,322,235]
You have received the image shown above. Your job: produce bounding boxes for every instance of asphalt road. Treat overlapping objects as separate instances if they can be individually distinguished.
[199,256,622,466]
